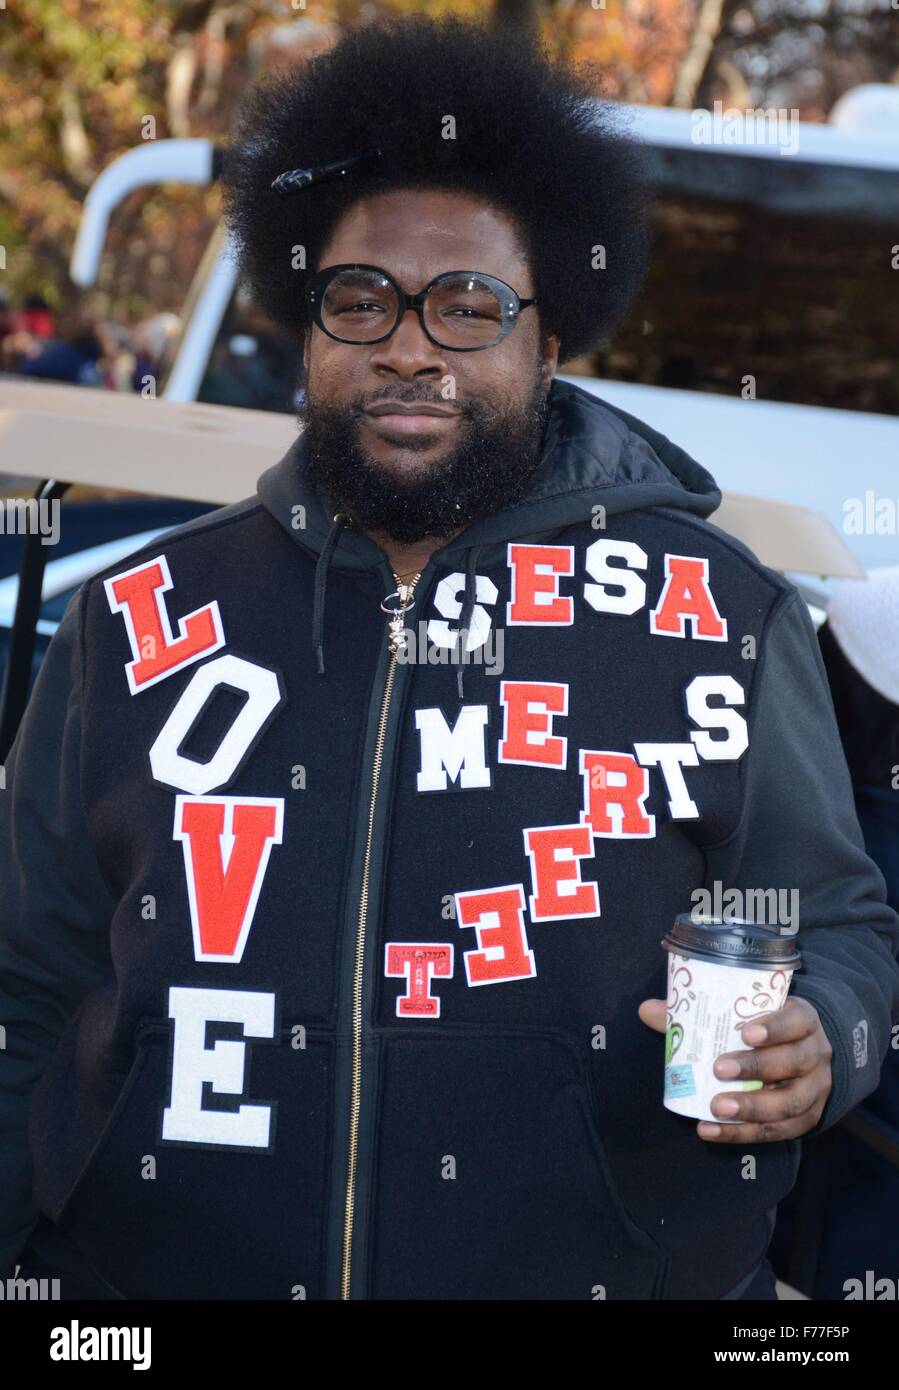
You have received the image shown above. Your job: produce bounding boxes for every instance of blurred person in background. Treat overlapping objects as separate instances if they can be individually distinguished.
[771,566,899,1296]
[0,292,57,373]
[130,311,181,395]
[817,571,899,1289]
[16,309,104,385]
[822,568,899,905]
[16,293,55,341]
[97,320,137,392]
[0,286,15,347]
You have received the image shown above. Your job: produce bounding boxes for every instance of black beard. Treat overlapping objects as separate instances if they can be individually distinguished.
[299,371,551,545]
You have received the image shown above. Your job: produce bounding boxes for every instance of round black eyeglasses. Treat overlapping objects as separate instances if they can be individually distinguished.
[304,264,538,351]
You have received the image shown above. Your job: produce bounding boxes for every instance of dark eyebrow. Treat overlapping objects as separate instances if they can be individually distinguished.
[328,270,393,290]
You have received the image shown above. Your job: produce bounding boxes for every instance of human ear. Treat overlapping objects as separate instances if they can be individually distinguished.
[541,333,560,387]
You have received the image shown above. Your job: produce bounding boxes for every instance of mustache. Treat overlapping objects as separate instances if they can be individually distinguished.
[298,386,472,422]
[356,387,469,414]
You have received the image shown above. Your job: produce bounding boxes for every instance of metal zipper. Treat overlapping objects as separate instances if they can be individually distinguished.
[340,570,420,1300]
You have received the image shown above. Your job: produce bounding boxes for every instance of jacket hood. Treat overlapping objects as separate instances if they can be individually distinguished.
[256,377,722,680]
[255,376,722,575]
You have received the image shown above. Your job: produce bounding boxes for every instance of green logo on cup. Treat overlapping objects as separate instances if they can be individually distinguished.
[665,1022,684,1066]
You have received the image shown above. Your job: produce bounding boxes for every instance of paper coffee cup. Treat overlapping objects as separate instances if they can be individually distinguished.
[661,914,801,1122]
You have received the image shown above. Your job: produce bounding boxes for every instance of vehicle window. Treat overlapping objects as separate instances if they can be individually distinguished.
[196,281,302,414]
[192,157,896,419]
[603,164,897,416]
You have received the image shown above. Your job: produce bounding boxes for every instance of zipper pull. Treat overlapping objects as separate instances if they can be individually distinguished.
[380,573,421,655]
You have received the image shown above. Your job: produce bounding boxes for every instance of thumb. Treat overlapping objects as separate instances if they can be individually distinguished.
[638,998,668,1034]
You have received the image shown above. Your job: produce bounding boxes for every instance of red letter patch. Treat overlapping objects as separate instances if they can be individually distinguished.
[174,795,284,963]
[454,884,536,986]
[384,943,454,1018]
[579,750,655,839]
[506,544,574,625]
[523,823,600,922]
[104,554,225,694]
[498,681,568,769]
[649,553,727,641]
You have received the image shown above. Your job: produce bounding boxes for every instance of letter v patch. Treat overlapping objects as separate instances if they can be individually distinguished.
[174,796,284,962]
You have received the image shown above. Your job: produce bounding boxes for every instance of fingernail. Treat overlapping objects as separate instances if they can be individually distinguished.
[743,1025,767,1044]
[715,1098,740,1116]
[699,1123,721,1138]
[715,1059,740,1078]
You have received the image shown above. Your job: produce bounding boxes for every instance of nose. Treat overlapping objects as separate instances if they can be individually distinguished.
[367,305,449,380]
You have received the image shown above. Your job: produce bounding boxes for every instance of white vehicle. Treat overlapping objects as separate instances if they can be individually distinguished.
[66,86,899,590]
[2,84,896,704]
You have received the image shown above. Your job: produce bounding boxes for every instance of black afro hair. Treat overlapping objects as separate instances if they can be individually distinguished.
[219,13,652,365]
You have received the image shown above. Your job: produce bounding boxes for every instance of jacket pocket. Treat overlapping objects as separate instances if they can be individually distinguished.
[370,1028,671,1299]
[51,1040,152,1230]
[34,1022,335,1299]
[15,1214,128,1299]
[26,994,137,1224]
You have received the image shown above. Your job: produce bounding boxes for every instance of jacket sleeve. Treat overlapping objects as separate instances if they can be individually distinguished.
[703,585,899,1137]
[0,584,117,1272]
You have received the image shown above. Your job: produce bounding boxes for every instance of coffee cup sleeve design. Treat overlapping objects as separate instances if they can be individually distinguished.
[733,970,790,1031]
[666,958,695,1016]
[664,1022,684,1065]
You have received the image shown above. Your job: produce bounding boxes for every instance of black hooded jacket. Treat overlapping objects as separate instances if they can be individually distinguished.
[1,377,897,1299]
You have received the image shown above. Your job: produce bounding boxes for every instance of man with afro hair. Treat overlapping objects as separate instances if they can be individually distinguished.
[1,13,897,1307]
[220,13,649,562]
